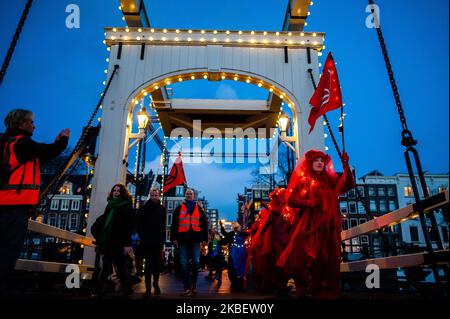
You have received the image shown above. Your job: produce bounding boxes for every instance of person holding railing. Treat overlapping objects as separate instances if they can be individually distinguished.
[277,150,354,299]
[90,183,134,297]
[0,109,69,296]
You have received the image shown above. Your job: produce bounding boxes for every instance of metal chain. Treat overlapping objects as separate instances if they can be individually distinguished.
[38,65,120,206]
[368,0,416,146]
[0,0,34,86]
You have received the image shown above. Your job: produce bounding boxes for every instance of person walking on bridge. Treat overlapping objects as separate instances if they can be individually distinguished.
[0,109,69,295]
[170,188,208,297]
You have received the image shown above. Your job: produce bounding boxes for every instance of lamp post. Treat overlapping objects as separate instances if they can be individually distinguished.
[278,112,296,153]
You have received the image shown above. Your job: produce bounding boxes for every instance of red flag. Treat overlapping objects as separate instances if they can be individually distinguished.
[163,152,186,193]
[308,52,343,133]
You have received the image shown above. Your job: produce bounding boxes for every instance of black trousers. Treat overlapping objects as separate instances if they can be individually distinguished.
[0,206,30,293]
[97,248,132,294]
[141,244,162,290]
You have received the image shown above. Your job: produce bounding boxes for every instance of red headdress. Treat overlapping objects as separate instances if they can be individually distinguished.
[285,149,338,202]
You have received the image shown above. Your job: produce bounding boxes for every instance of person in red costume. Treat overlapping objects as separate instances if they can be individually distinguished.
[251,188,293,294]
[277,149,354,299]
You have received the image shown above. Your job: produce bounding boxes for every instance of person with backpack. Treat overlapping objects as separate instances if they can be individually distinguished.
[0,109,69,295]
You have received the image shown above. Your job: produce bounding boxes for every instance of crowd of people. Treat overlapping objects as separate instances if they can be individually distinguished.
[1,109,355,300]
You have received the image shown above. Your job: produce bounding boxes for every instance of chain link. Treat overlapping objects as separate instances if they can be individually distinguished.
[0,0,34,86]
[368,0,416,146]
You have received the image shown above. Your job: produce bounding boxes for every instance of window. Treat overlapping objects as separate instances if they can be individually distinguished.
[49,214,57,226]
[71,200,80,211]
[69,214,78,231]
[50,200,59,211]
[59,214,68,230]
[61,200,70,211]
[357,186,365,197]
[175,186,184,196]
[166,230,170,241]
[404,186,413,197]
[342,219,349,230]
[442,226,449,243]
[167,201,173,210]
[348,202,357,214]
[439,185,447,193]
[254,201,261,210]
[389,200,397,211]
[368,187,376,197]
[370,200,377,212]
[361,236,369,244]
[387,187,396,197]
[379,200,387,212]
[378,187,385,196]
[359,218,367,225]
[350,218,358,228]
[410,226,419,242]
[167,213,172,226]
[339,202,348,214]
[357,202,366,214]
[254,190,261,198]
[347,189,356,198]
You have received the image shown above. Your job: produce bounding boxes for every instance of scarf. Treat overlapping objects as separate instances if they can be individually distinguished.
[97,197,132,250]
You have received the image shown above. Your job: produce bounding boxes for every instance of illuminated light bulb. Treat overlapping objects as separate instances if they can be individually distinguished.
[176,29,180,33]
[221,75,226,80]
[106,58,109,62]
[325,146,329,151]
[78,260,83,265]
[138,28,143,32]
[200,38,205,42]
[136,36,141,40]
[246,79,251,83]
[111,36,116,40]
[238,31,243,34]
[163,29,167,33]
[318,52,323,56]
[250,39,255,43]
[251,31,255,35]
[213,30,218,34]
[102,81,106,85]
[175,37,179,41]
[288,32,292,36]
[324,134,328,138]
[310,1,314,5]
[178,78,183,82]
[97,117,101,122]
[143,91,148,96]
[188,30,193,34]
[187,37,192,41]
[234,76,238,81]
[201,30,205,34]
[226,38,230,42]
[113,28,117,32]
[280,94,285,99]
[276,32,280,36]
[323,45,326,50]
[319,63,322,67]
[258,83,262,87]
[118,5,122,10]
[166,80,171,85]
[149,37,154,41]
[150,28,155,33]
[162,37,167,41]
[125,28,129,32]
[323,120,327,125]
[301,41,306,45]
[313,41,318,45]
[288,40,293,44]
[226,30,230,34]
[238,39,243,43]
[135,100,139,105]
[276,40,281,44]
[123,36,128,40]
[263,31,267,35]
[155,85,159,89]
[269,88,274,92]
[191,75,196,80]
[263,39,268,44]
[213,38,217,42]
[308,12,311,16]
[102,40,106,44]
[104,69,108,74]
[313,32,317,37]
[107,47,110,51]
[203,74,208,79]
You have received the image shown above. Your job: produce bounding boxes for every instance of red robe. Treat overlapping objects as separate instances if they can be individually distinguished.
[277,158,354,299]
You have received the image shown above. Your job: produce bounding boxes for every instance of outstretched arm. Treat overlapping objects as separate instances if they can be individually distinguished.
[335,152,355,195]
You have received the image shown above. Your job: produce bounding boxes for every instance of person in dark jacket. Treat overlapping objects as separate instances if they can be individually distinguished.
[0,109,69,295]
[91,184,134,297]
[136,188,166,298]
[170,188,208,297]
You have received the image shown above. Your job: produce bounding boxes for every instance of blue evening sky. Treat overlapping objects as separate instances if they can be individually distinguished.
[0,0,448,220]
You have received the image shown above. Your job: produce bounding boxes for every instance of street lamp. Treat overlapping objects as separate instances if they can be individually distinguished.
[278,111,290,133]
[137,106,149,131]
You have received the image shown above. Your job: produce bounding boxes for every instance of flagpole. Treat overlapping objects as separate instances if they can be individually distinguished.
[340,104,346,153]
